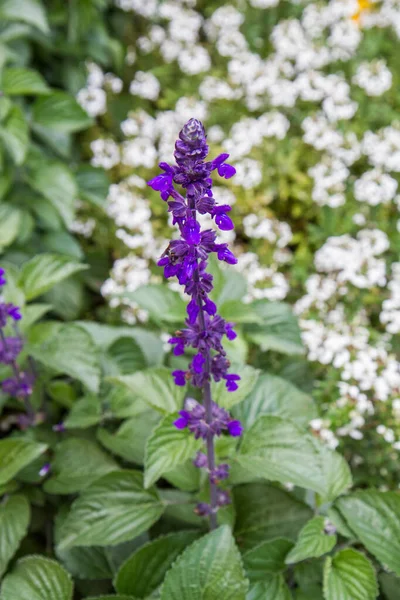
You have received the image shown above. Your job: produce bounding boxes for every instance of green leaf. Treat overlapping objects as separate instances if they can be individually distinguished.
[247,576,292,600]
[19,253,86,300]
[237,416,352,502]
[144,414,201,488]
[124,285,185,325]
[285,517,336,564]
[29,163,78,227]
[245,301,304,355]
[335,491,400,575]
[110,367,186,414]
[211,365,260,409]
[243,538,294,581]
[160,526,248,600]
[20,303,52,331]
[0,439,47,485]
[32,91,92,132]
[323,549,378,600]
[97,411,161,465]
[75,165,109,207]
[234,373,317,429]
[64,395,102,429]
[219,300,263,324]
[87,597,137,600]
[0,495,30,578]
[58,470,164,549]
[3,67,50,95]
[0,0,49,33]
[234,483,313,551]
[56,545,113,581]
[0,203,22,250]
[44,439,118,495]
[0,105,29,164]
[115,531,200,597]
[107,337,147,375]
[0,556,73,600]
[379,573,400,600]
[30,324,101,392]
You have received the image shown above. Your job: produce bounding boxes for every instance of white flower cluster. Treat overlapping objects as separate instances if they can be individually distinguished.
[77,62,122,117]
[353,59,392,96]
[381,262,400,334]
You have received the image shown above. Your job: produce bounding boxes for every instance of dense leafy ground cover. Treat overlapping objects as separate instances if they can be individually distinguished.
[1,0,400,598]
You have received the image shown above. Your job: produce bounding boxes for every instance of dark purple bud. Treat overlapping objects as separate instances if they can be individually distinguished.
[218,163,236,179]
[195,502,212,516]
[210,463,230,483]
[174,410,190,430]
[215,212,234,231]
[39,462,51,477]
[227,419,242,436]
[53,422,66,433]
[2,371,34,398]
[8,305,22,321]
[193,451,208,468]
[182,219,201,245]
[225,323,237,341]
[172,370,187,386]
[0,336,23,364]
[0,268,6,286]
[225,373,241,392]
[187,298,200,324]
[203,298,217,316]
[216,489,231,506]
[216,245,237,265]
[192,352,205,374]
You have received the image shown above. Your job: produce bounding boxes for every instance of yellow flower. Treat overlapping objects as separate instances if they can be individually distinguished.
[351,0,373,23]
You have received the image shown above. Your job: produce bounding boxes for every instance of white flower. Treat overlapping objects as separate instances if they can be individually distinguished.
[354,169,398,205]
[353,60,392,96]
[129,71,160,100]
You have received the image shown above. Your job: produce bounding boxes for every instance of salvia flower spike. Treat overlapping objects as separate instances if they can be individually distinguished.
[148,118,242,529]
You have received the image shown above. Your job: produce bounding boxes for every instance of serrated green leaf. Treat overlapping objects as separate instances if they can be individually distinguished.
[3,67,49,95]
[58,470,164,549]
[335,491,400,575]
[211,365,260,409]
[0,105,29,164]
[286,517,336,564]
[32,91,92,132]
[234,483,313,551]
[144,414,201,488]
[0,556,73,600]
[243,538,294,582]
[247,575,292,600]
[29,163,78,227]
[234,373,316,429]
[0,495,30,578]
[44,438,118,495]
[245,301,304,355]
[19,254,87,300]
[323,549,378,600]
[110,367,185,414]
[31,324,101,392]
[115,531,200,597]
[237,416,351,502]
[97,411,161,465]
[160,526,248,600]
[64,394,102,429]
[0,439,47,485]
[0,0,49,32]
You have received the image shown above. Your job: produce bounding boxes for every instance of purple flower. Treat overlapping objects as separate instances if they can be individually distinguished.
[53,422,66,433]
[148,162,174,194]
[216,489,231,507]
[193,451,208,468]
[0,336,23,364]
[195,502,212,516]
[0,269,6,286]
[227,419,243,437]
[172,370,186,386]
[210,463,230,483]
[2,372,35,398]
[39,463,51,477]
[213,205,234,231]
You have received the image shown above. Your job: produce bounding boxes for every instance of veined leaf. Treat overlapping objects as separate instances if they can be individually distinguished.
[0,556,73,600]
[0,105,29,164]
[0,495,30,578]
[211,365,260,410]
[0,439,47,485]
[0,0,49,32]
[19,253,87,301]
[243,538,294,582]
[247,576,292,600]
[245,301,304,355]
[323,549,378,600]
[32,91,92,132]
[29,163,78,227]
[285,517,336,564]
[3,67,50,95]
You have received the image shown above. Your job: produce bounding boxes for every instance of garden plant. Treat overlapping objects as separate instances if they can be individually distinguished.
[1,0,400,599]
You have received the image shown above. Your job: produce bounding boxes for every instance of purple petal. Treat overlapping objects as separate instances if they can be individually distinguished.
[227,419,242,436]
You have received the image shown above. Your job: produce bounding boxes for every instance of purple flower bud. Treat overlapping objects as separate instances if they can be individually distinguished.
[218,163,236,179]
[216,489,231,506]
[172,370,186,386]
[225,323,237,341]
[195,502,212,516]
[210,463,230,483]
[183,219,201,245]
[192,352,205,374]
[0,336,23,365]
[203,298,217,316]
[53,422,66,433]
[216,245,237,265]
[39,462,51,477]
[0,268,6,286]
[227,419,243,437]
[8,305,22,321]
[2,372,35,398]
[187,298,200,324]
[224,373,241,392]
[193,451,208,468]
[174,410,190,430]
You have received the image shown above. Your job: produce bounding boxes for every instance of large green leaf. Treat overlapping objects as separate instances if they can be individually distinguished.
[115,531,200,597]
[323,549,378,600]
[144,414,201,488]
[3,67,50,95]
[0,105,28,164]
[247,576,292,600]
[237,416,351,502]
[335,491,400,575]
[19,253,86,300]
[124,285,185,325]
[29,163,78,226]
[44,439,118,495]
[234,483,313,551]
[110,367,186,414]
[0,204,22,250]
[0,439,47,485]
[107,337,147,375]
[211,365,260,410]
[0,0,48,31]
[243,538,294,582]
[31,324,101,392]
[75,165,109,207]
[379,573,400,600]
[0,495,30,578]
[32,91,92,132]
[0,556,73,600]
[160,526,248,600]
[64,395,102,429]
[234,373,316,429]
[285,517,336,564]
[245,301,304,355]
[97,411,161,465]
[58,470,164,549]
